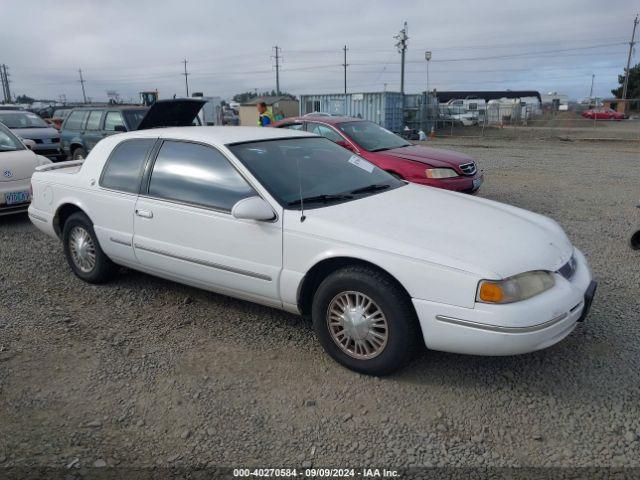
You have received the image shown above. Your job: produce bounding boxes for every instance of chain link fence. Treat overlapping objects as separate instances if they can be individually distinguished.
[409,98,640,141]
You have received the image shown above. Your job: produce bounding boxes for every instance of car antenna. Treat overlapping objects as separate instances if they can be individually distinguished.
[295,156,306,222]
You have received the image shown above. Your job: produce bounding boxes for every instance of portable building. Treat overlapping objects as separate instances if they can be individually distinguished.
[239,96,299,126]
[299,92,405,132]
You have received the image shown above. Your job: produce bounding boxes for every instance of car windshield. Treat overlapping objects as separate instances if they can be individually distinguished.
[0,123,26,151]
[229,137,405,209]
[337,121,411,152]
[0,111,49,129]
[122,109,149,130]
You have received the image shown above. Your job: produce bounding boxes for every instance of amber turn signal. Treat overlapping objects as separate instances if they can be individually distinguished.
[478,282,504,303]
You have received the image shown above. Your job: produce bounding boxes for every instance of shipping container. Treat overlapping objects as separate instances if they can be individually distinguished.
[299,92,405,133]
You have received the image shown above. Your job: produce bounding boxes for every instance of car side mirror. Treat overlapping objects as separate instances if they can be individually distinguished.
[114,125,127,132]
[336,140,355,152]
[231,196,276,221]
[22,138,36,150]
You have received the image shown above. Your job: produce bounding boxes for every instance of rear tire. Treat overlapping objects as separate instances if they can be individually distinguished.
[630,230,640,250]
[62,212,116,283]
[72,147,87,160]
[311,265,421,376]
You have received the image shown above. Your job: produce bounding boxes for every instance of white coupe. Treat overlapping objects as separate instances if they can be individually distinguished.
[28,127,596,375]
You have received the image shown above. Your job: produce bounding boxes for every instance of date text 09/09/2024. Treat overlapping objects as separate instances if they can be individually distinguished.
[233,468,400,477]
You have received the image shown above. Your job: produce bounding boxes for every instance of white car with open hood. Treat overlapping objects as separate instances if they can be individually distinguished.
[28,127,596,375]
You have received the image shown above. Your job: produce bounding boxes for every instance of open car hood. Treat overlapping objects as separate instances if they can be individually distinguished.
[136,99,205,130]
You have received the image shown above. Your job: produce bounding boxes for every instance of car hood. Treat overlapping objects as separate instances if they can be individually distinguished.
[285,184,573,278]
[378,144,475,168]
[136,99,206,130]
[11,127,60,140]
[0,149,42,181]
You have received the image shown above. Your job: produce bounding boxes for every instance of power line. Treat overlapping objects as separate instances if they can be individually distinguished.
[78,69,87,103]
[182,59,189,97]
[622,14,639,101]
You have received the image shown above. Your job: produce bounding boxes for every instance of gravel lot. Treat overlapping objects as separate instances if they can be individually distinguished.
[1,136,639,473]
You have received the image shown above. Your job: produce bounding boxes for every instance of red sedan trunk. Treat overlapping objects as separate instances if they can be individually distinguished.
[273,116,483,193]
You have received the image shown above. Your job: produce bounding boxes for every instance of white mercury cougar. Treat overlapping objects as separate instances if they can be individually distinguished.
[29,127,596,375]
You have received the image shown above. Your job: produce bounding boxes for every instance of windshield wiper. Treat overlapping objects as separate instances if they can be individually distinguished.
[350,183,391,195]
[287,193,353,207]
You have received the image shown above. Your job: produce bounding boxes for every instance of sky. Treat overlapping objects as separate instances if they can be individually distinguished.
[1,0,638,103]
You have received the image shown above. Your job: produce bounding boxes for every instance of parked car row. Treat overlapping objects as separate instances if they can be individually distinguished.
[24,125,596,375]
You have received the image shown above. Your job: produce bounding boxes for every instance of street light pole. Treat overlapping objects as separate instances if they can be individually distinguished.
[425,51,432,93]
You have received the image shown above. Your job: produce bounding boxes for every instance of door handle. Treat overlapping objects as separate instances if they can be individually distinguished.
[135,209,153,219]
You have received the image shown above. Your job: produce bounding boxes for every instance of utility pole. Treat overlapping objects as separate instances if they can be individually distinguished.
[273,46,281,95]
[621,14,638,102]
[1,64,9,103]
[342,45,348,95]
[182,59,190,97]
[78,69,87,103]
[589,73,595,99]
[394,22,409,94]
[425,51,432,93]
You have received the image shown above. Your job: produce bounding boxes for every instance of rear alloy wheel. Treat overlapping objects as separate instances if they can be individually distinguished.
[72,147,87,160]
[312,265,421,376]
[62,212,116,283]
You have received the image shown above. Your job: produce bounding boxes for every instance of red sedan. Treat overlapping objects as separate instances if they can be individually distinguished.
[581,108,626,120]
[273,116,483,193]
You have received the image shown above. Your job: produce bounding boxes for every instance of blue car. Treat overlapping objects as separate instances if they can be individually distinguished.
[60,99,204,160]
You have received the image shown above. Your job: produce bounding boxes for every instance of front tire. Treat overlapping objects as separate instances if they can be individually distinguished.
[72,147,87,160]
[62,212,116,283]
[630,230,640,250]
[311,265,421,376]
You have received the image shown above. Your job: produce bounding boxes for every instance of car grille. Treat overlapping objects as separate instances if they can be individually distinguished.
[459,162,477,176]
[557,255,577,280]
[34,138,60,144]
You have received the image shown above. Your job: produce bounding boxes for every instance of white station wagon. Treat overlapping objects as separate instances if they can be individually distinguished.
[29,127,596,375]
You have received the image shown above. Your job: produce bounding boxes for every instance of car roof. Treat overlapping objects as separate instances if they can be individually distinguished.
[278,115,363,126]
[106,126,318,146]
[69,105,147,111]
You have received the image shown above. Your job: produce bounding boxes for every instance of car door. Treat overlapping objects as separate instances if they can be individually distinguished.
[103,111,126,137]
[92,137,157,265]
[132,139,283,306]
[83,110,104,152]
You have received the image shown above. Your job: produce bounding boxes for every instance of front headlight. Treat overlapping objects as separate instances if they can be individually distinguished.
[426,168,458,179]
[477,271,555,304]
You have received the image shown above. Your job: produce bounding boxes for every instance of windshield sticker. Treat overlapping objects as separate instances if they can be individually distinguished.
[348,155,375,173]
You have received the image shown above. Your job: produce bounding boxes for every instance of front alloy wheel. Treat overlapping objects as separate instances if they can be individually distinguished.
[327,291,388,359]
[312,265,421,376]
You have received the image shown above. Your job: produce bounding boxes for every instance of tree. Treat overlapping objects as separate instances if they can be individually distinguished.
[15,94,35,104]
[232,90,297,103]
[611,62,640,99]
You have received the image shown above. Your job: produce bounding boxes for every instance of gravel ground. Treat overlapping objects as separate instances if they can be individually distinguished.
[1,137,639,473]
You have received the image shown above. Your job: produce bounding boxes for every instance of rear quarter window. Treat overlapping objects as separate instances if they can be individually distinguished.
[100,138,156,193]
[64,111,89,130]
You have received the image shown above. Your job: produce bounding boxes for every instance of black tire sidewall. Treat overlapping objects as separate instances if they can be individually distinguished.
[72,147,87,160]
[312,268,418,376]
[631,230,640,250]
[62,212,114,283]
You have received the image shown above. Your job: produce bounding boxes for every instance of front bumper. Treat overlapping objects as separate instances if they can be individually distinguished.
[411,171,483,193]
[1,178,31,216]
[412,248,595,356]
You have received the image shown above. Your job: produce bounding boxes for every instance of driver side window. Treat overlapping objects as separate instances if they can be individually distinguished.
[307,123,343,143]
[104,111,125,132]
